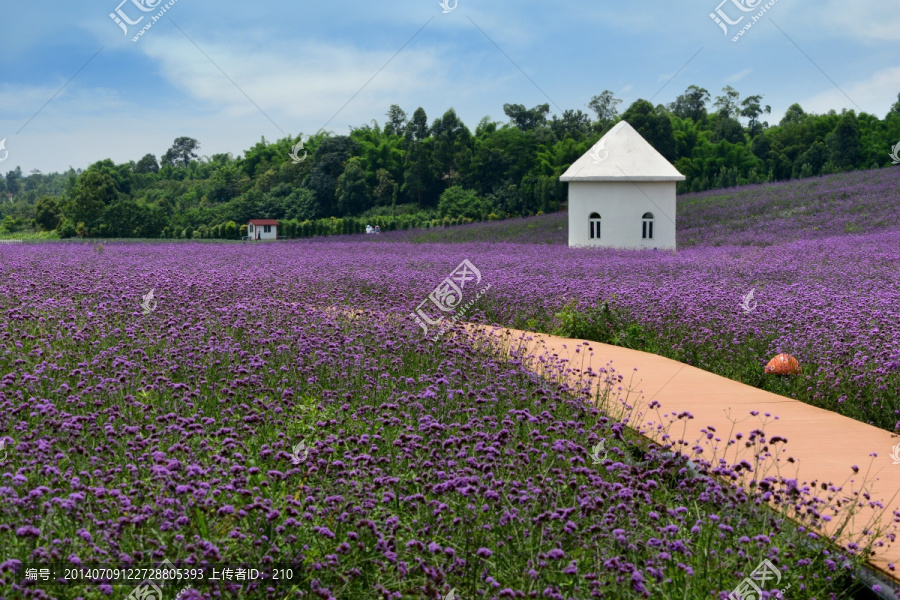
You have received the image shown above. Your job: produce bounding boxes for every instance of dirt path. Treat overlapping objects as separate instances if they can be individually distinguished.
[465,323,900,587]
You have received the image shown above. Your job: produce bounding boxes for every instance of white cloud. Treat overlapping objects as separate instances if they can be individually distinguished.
[1,83,129,127]
[726,68,753,82]
[0,25,530,173]
[137,33,449,134]
[809,0,900,42]
[801,66,900,117]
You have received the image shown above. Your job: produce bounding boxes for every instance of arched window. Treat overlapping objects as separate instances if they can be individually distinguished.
[589,213,601,240]
[642,212,654,240]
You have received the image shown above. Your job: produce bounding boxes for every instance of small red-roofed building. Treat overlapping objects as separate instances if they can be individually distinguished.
[247,219,278,240]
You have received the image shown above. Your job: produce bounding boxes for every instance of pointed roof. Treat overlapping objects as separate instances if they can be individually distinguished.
[560,120,685,182]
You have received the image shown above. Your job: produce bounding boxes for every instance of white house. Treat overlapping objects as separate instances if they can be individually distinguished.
[247,219,278,240]
[559,120,685,250]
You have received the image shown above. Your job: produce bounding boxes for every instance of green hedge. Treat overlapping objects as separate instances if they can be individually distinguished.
[201,211,534,240]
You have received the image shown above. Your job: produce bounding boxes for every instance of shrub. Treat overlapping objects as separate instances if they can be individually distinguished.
[438,186,489,220]
[58,220,77,239]
[553,299,655,352]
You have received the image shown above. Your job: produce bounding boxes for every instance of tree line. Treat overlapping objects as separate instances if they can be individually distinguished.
[1,86,899,239]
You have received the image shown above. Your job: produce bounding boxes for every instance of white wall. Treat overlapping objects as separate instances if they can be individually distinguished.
[567,181,676,250]
[248,223,278,240]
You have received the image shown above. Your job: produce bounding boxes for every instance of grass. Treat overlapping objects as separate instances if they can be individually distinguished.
[0,230,58,241]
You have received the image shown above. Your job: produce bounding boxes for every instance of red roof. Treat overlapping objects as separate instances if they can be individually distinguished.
[247,219,278,225]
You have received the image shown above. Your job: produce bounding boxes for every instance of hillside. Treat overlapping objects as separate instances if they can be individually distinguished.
[365,166,900,246]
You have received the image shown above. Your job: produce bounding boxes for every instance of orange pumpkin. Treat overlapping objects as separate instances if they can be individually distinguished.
[765,353,801,375]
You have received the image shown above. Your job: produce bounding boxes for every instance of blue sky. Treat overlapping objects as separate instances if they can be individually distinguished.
[2,0,899,174]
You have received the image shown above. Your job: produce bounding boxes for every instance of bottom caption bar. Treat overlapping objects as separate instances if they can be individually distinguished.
[0,561,303,589]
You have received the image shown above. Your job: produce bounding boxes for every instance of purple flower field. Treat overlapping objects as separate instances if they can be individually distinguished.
[0,241,892,599]
[676,167,900,248]
[221,229,900,429]
[343,168,900,430]
[1,169,899,598]
[370,167,900,248]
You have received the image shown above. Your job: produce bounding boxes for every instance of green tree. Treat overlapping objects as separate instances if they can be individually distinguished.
[826,111,862,170]
[438,186,488,220]
[373,169,396,207]
[431,108,472,182]
[207,163,247,203]
[502,103,550,131]
[668,85,710,122]
[751,134,772,162]
[98,198,164,238]
[67,171,119,233]
[34,195,61,231]
[84,159,133,195]
[713,86,741,119]
[792,140,829,177]
[406,107,430,142]
[335,157,370,216]
[550,110,592,141]
[466,126,535,197]
[1,215,16,233]
[134,154,160,174]
[587,90,622,123]
[240,136,286,180]
[58,219,77,238]
[535,137,583,179]
[101,198,142,237]
[5,167,23,196]
[740,95,771,137]
[711,116,745,144]
[304,135,356,217]
[284,188,320,221]
[384,104,408,136]
[161,137,200,168]
[403,133,440,208]
[780,103,807,126]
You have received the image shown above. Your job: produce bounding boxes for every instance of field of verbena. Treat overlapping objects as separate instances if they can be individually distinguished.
[351,169,900,431]
[0,244,885,599]
[219,230,900,431]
